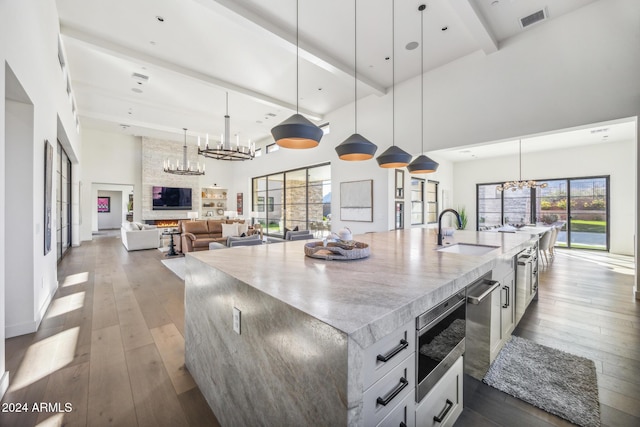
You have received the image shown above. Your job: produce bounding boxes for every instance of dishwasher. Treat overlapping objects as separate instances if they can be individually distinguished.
[464,273,501,380]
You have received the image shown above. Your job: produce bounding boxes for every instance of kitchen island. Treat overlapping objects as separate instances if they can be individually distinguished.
[184,228,536,426]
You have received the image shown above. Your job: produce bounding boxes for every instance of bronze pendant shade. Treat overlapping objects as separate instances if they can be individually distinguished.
[335,0,377,161]
[271,113,323,149]
[271,0,322,149]
[407,4,438,174]
[336,133,377,160]
[376,145,412,168]
[407,154,438,173]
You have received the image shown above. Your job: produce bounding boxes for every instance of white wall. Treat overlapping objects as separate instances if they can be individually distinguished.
[0,0,82,398]
[97,190,123,229]
[80,129,141,240]
[452,139,635,255]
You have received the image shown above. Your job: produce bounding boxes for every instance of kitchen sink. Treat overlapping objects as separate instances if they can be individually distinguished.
[436,243,500,256]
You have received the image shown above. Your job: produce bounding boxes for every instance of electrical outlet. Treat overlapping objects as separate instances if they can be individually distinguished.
[233,307,241,335]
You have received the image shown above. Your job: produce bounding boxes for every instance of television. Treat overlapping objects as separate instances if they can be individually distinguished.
[152,186,192,210]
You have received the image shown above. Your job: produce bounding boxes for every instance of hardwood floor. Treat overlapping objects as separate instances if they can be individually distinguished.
[457,249,639,427]
[1,231,220,427]
[2,235,638,426]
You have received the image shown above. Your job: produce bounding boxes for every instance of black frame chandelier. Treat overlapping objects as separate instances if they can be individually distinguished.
[164,128,205,175]
[198,93,255,161]
[496,139,547,192]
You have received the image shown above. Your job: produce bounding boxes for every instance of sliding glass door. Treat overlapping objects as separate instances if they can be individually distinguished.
[479,175,609,251]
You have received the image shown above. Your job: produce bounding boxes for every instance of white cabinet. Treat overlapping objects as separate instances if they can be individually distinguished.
[363,320,415,427]
[490,255,516,362]
[378,392,414,427]
[415,356,463,427]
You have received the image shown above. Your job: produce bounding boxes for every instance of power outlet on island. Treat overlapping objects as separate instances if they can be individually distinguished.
[233,307,241,335]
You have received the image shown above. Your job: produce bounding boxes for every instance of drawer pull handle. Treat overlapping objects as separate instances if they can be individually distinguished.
[376,339,409,363]
[502,286,510,308]
[433,399,453,423]
[376,377,408,407]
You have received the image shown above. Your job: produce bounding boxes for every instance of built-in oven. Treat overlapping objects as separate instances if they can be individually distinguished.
[416,290,466,403]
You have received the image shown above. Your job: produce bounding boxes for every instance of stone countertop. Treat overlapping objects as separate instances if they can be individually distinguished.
[188,228,535,345]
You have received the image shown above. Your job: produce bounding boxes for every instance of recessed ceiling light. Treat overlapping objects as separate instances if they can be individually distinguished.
[491,1,499,6]
[156,16,164,22]
[406,41,419,50]
[318,87,322,91]
[385,56,390,61]
[150,41,156,45]
[441,26,448,31]
[256,120,263,124]
[131,88,143,93]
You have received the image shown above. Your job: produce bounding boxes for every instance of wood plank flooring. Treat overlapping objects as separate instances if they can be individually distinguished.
[2,234,638,426]
[1,231,219,427]
[457,249,640,427]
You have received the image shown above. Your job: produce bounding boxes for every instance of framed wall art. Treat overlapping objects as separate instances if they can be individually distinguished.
[97,196,111,213]
[340,179,373,222]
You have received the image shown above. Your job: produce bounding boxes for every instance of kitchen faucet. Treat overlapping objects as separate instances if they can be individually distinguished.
[438,209,463,246]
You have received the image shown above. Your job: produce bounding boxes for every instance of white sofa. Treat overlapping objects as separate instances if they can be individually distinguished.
[121,222,160,251]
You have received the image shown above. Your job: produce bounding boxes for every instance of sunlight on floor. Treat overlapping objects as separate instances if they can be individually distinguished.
[43,292,85,319]
[555,249,635,276]
[61,272,89,287]
[9,327,79,392]
[35,413,65,427]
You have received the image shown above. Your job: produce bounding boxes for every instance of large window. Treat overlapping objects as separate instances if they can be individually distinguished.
[477,176,609,250]
[410,178,424,225]
[252,164,331,237]
[426,180,438,224]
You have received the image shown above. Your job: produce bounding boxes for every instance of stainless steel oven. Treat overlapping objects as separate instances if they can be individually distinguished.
[416,290,466,403]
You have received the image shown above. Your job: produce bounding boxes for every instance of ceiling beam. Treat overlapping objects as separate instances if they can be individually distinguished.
[60,24,324,120]
[194,0,387,96]
[449,0,498,54]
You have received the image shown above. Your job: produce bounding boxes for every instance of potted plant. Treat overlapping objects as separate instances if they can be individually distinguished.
[457,206,468,230]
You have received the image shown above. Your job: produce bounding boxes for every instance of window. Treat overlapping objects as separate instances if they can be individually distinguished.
[266,143,279,154]
[477,176,609,250]
[410,178,424,225]
[426,180,438,224]
[252,163,331,237]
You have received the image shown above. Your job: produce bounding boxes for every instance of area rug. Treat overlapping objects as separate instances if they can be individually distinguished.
[161,258,185,281]
[483,335,600,427]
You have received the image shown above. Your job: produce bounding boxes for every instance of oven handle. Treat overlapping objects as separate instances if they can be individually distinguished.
[376,377,409,407]
[467,280,500,305]
[376,339,409,363]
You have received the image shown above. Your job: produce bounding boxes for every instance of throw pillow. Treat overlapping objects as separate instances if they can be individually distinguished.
[235,221,249,235]
[221,223,239,238]
[131,222,143,230]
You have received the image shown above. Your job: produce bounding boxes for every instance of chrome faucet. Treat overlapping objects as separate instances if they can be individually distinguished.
[438,209,463,246]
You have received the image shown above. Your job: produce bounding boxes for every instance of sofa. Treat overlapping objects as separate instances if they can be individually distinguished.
[121,222,160,251]
[181,219,260,253]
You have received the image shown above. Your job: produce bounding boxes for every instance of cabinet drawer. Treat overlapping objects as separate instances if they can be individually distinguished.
[377,392,415,427]
[364,353,415,426]
[415,356,463,427]
[364,320,415,389]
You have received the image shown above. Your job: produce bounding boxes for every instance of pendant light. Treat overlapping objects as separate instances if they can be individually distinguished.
[270,0,323,149]
[407,4,439,174]
[496,139,548,191]
[163,128,205,176]
[377,0,412,168]
[335,0,377,161]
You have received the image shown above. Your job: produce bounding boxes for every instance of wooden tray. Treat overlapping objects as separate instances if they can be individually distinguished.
[304,241,370,261]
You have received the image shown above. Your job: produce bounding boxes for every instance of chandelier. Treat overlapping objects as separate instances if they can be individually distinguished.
[164,128,205,175]
[198,92,255,161]
[496,139,547,192]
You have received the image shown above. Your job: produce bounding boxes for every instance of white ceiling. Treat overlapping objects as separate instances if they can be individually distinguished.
[431,118,637,162]
[57,0,603,147]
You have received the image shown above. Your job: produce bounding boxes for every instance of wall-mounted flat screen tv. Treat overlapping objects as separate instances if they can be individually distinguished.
[152,186,192,210]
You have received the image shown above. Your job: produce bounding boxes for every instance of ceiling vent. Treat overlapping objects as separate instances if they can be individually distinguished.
[519,8,547,29]
[132,72,150,84]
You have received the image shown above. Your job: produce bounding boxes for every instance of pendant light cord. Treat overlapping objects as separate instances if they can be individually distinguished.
[354,0,358,132]
[392,0,395,147]
[519,139,522,181]
[420,6,424,155]
[183,128,187,167]
[296,0,299,114]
